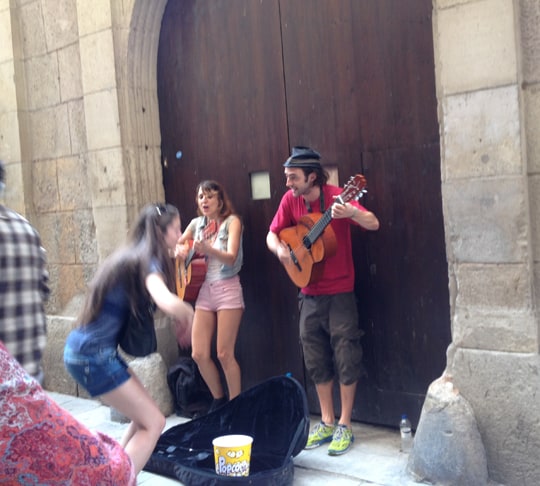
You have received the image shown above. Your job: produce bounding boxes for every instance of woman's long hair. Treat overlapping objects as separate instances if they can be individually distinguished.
[195,180,235,219]
[78,203,179,325]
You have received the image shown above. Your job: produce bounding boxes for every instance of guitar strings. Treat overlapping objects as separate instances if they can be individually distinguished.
[288,210,333,255]
[286,175,365,258]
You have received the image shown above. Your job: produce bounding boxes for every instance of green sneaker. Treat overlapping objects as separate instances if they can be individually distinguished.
[305,421,335,449]
[327,424,354,455]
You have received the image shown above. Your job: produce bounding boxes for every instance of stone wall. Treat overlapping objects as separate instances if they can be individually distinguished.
[0,0,167,315]
[434,0,540,484]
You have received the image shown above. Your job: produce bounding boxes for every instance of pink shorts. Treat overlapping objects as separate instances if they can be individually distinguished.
[195,275,245,312]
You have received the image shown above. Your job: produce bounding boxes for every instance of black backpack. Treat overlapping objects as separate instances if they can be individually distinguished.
[167,357,213,418]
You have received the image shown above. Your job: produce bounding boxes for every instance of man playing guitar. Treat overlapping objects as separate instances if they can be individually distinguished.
[266,146,379,456]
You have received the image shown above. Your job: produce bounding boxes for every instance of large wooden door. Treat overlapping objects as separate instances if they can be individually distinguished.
[157,0,450,427]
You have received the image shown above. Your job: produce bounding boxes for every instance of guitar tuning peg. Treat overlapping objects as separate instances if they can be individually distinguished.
[357,188,367,199]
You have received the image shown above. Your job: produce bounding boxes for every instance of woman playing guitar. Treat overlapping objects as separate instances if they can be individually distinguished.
[176,180,244,413]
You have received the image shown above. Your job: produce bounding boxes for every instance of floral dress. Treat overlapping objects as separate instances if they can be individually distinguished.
[0,342,135,485]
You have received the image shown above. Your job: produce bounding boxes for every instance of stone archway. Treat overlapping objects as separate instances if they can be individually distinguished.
[77,0,169,262]
[112,0,169,224]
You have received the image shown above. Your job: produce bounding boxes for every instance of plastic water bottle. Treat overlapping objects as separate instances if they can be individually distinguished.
[399,414,413,453]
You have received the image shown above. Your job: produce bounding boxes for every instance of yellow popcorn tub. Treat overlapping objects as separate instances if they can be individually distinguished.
[213,434,253,477]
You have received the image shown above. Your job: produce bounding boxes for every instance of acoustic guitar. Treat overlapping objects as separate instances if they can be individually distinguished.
[278,174,367,288]
[175,218,220,302]
[175,242,207,302]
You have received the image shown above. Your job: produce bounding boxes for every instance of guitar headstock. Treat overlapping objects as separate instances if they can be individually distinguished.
[339,174,367,203]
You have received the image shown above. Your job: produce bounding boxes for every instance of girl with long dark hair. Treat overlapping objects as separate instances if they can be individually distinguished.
[64,203,194,475]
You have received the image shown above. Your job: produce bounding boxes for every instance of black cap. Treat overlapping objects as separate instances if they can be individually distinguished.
[283,146,322,168]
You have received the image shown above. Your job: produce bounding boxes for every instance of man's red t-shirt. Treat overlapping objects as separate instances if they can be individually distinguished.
[269,184,367,296]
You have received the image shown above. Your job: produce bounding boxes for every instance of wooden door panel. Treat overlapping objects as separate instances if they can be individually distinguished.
[157,0,450,427]
[278,0,449,426]
[157,0,304,388]
[303,144,451,427]
[355,145,451,426]
[280,0,439,155]
[158,0,289,203]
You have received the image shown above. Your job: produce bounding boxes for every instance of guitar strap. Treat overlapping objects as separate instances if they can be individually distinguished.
[197,216,220,244]
[305,189,325,214]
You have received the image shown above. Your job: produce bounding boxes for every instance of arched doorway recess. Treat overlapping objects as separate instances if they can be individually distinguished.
[156,0,450,427]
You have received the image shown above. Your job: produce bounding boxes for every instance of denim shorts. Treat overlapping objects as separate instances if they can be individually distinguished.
[63,345,130,397]
[195,275,245,312]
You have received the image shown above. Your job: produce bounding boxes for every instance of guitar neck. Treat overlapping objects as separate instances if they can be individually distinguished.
[305,205,334,246]
[301,175,365,249]
[185,247,196,267]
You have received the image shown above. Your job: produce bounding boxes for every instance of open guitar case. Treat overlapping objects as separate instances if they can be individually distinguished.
[144,374,310,485]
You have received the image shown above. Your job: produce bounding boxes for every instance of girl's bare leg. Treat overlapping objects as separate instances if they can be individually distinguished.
[216,308,243,399]
[100,369,165,475]
[191,309,224,398]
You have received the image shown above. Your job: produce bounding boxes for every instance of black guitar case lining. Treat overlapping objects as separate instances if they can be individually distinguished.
[144,375,310,485]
